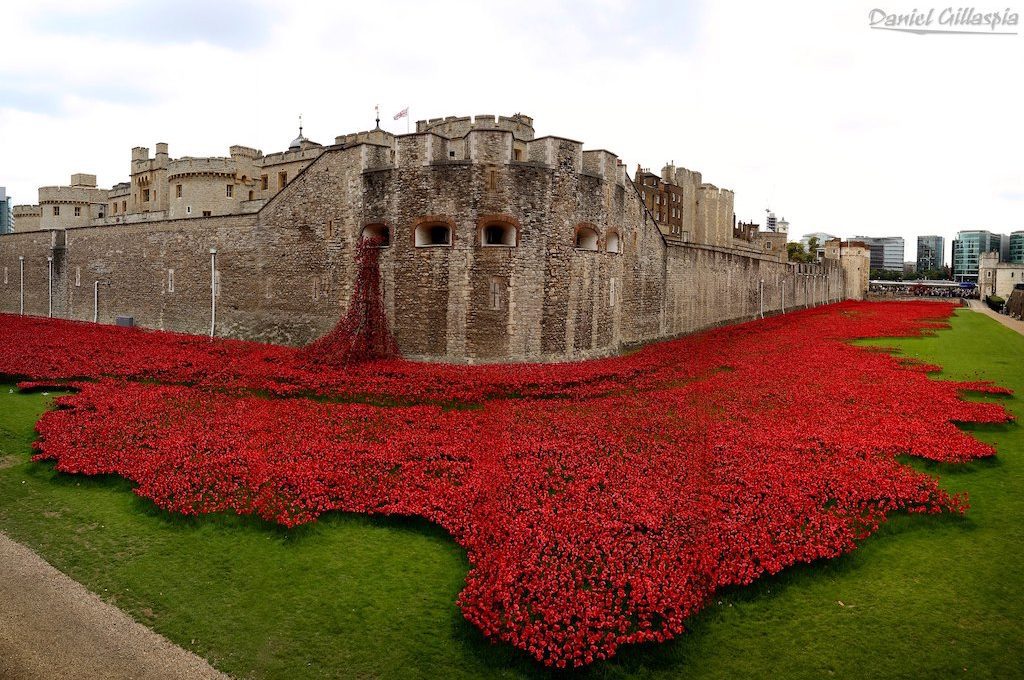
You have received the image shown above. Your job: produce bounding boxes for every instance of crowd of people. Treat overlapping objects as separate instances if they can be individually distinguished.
[868,282,978,299]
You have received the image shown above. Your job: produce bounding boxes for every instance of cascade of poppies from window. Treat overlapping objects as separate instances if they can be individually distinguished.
[298,236,398,365]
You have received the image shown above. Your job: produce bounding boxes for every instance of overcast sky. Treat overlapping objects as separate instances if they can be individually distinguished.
[1,0,1021,262]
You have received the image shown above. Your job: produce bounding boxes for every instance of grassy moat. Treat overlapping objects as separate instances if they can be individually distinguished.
[0,308,1020,678]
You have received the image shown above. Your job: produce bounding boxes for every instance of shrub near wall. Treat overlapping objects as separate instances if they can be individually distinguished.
[986,295,1005,312]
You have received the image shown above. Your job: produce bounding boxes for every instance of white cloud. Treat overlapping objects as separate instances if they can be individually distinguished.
[1,0,1020,262]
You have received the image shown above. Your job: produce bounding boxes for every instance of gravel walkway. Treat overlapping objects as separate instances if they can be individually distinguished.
[965,299,1024,336]
[0,531,229,680]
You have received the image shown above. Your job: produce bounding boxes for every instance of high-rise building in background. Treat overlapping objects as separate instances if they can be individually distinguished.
[854,236,905,272]
[952,230,1007,282]
[0,188,12,234]
[916,235,945,272]
[1010,231,1024,264]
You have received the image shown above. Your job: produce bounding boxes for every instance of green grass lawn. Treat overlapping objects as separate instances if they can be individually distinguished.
[0,307,1021,679]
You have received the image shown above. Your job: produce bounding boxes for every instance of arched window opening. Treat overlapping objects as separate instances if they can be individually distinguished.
[361,223,391,247]
[575,226,599,251]
[481,222,517,247]
[415,223,451,247]
[606,231,621,254]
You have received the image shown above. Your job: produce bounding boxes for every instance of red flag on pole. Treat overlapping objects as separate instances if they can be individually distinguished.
[393,107,408,120]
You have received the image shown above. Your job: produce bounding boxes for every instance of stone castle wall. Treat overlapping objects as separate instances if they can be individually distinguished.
[0,119,850,363]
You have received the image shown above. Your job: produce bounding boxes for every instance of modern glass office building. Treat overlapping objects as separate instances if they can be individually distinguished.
[916,235,945,272]
[0,188,12,235]
[1010,231,1024,264]
[854,236,905,272]
[952,230,1007,282]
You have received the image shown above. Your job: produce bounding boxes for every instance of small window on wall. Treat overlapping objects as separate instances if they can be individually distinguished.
[74,206,81,217]
[606,231,621,254]
[278,172,287,189]
[248,190,254,200]
[326,220,334,238]
[361,223,390,247]
[261,175,269,190]
[481,222,516,247]
[513,148,523,161]
[415,223,451,247]
[226,184,233,198]
[53,206,60,216]
[202,210,212,217]
[176,184,183,198]
[167,268,175,293]
[121,200,126,212]
[575,226,599,251]
[143,189,150,202]
[75,267,81,287]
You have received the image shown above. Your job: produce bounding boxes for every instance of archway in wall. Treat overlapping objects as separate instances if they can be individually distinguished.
[361,223,391,247]
[575,225,599,251]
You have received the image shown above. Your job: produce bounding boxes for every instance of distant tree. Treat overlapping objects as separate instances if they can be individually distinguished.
[917,268,950,281]
[787,242,813,263]
[807,236,820,260]
[912,267,953,281]
[870,268,907,281]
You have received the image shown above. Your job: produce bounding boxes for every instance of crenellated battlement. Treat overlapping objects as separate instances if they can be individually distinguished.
[13,205,40,217]
[260,144,322,166]
[698,183,734,199]
[415,113,535,141]
[347,121,632,195]
[229,145,263,160]
[334,128,394,147]
[381,127,623,185]
[39,184,107,204]
[167,157,240,179]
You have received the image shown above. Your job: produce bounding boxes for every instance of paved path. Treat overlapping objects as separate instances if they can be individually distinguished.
[965,299,1024,336]
[0,531,228,680]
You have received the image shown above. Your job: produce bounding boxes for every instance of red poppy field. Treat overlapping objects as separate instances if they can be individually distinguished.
[0,301,1012,668]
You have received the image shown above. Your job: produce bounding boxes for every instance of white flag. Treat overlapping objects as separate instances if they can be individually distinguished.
[393,107,408,120]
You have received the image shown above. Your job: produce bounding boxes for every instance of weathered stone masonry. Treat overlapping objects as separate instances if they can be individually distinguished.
[0,114,846,363]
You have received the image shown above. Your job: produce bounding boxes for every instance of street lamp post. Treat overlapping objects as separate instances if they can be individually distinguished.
[93,280,109,323]
[47,256,53,318]
[18,256,24,315]
[210,247,217,338]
